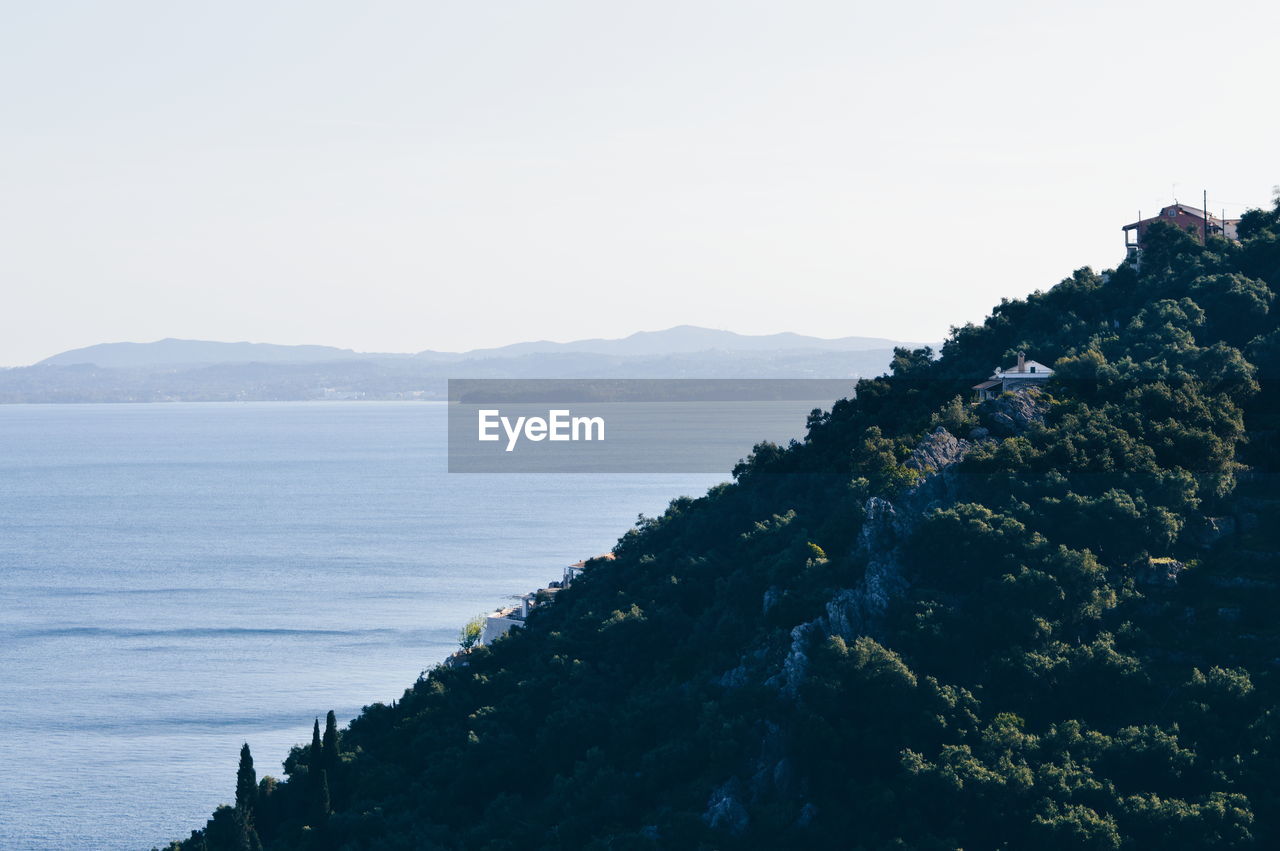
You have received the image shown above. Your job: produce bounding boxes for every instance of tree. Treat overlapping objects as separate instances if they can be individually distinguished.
[322,710,339,775]
[1190,273,1274,345]
[309,718,321,767]
[310,769,331,828]
[234,743,256,817]
[459,614,486,650]
[851,426,920,494]
[201,802,261,851]
[307,718,323,804]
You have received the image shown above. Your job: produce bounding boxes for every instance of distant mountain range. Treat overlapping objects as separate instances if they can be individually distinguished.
[38,326,915,369]
[6,327,924,403]
[438,326,909,360]
[36,339,378,368]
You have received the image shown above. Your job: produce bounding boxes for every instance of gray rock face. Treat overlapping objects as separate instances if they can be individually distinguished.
[748,721,796,801]
[906,426,972,473]
[741,423,989,836]
[771,621,820,697]
[705,723,801,837]
[716,645,770,690]
[715,664,751,689]
[704,778,750,835]
[981,388,1048,436]
[1192,516,1237,548]
[770,497,906,696]
[824,497,909,642]
[859,496,904,554]
[762,586,782,615]
[1133,557,1186,587]
[903,428,972,510]
[771,427,980,698]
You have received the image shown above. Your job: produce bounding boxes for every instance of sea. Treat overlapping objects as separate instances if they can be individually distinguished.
[0,402,762,849]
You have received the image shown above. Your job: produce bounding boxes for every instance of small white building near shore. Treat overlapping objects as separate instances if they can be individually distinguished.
[475,554,613,646]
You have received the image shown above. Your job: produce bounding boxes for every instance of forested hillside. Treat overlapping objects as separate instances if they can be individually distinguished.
[173,198,1280,849]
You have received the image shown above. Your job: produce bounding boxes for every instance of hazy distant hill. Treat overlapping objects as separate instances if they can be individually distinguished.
[5,328,918,403]
[37,338,378,368]
[444,325,916,359]
[36,327,918,370]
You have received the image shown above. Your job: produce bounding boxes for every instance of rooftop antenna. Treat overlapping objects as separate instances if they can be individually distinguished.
[1204,189,1209,242]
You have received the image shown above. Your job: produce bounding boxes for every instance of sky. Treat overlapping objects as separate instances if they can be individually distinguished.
[1,0,1277,366]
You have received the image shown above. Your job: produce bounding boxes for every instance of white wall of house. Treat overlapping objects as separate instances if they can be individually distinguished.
[479,612,523,646]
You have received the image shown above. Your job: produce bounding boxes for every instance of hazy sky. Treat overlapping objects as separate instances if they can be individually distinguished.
[2,1,1277,365]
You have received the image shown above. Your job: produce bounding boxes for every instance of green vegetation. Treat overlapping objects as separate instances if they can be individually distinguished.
[170,199,1280,849]
[458,614,486,652]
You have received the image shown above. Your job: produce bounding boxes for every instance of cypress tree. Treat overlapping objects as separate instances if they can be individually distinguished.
[310,768,331,827]
[309,717,322,768]
[322,710,339,774]
[306,716,324,811]
[234,743,257,817]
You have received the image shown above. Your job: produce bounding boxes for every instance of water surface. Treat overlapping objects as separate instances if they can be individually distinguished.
[0,402,730,849]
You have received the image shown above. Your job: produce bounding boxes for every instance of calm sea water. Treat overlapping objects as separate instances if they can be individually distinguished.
[0,402,731,850]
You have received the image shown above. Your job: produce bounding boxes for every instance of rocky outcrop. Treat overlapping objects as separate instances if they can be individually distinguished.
[762,586,782,615]
[747,721,798,802]
[905,427,975,510]
[1191,516,1237,548]
[771,428,975,697]
[1132,557,1186,588]
[771,621,821,697]
[703,778,750,835]
[906,427,972,473]
[770,496,909,696]
[822,497,908,642]
[980,388,1048,436]
[705,721,805,835]
[738,427,982,834]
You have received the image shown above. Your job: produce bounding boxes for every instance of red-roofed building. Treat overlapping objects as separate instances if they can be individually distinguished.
[1123,203,1240,260]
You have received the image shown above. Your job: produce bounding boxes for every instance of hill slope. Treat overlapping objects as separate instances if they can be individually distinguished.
[173,201,1280,850]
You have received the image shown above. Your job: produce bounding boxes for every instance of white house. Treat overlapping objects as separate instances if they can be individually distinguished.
[475,554,612,646]
[563,560,587,586]
[478,599,530,646]
[972,352,1054,400]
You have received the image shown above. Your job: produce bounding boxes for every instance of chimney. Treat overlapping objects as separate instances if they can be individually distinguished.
[1017,351,1026,372]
